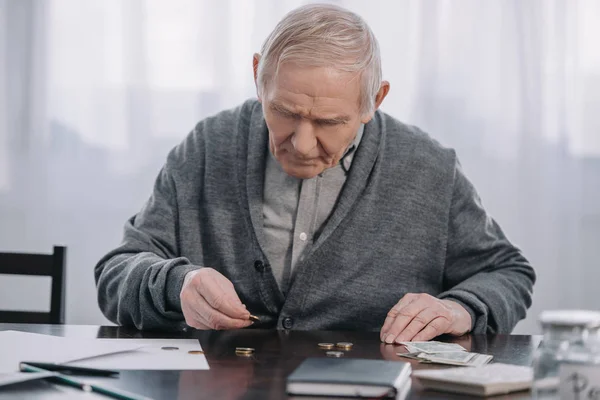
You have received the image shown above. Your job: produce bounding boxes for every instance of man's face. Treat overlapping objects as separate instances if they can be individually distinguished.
[259,63,371,179]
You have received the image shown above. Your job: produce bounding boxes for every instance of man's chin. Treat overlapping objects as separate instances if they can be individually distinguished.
[281,164,323,180]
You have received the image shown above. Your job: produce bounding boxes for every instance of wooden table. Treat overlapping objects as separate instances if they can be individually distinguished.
[0,324,540,399]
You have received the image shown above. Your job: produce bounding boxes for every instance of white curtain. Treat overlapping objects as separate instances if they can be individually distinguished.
[1,0,599,332]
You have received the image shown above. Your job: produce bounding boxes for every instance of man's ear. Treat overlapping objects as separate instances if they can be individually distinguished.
[361,81,390,124]
[253,53,261,102]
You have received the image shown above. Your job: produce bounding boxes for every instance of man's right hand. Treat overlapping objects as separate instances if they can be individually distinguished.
[180,268,252,330]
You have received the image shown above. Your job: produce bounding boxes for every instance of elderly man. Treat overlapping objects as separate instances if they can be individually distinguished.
[96,4,535,343]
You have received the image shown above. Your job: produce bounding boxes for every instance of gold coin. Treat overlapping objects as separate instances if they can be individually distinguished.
[188,350,204,355]
[161,346,179,350]
[317,343,335,350]
[249,315,260,322]
[336,342,353,350]
[235,347,255,352]
[326,351,345,358]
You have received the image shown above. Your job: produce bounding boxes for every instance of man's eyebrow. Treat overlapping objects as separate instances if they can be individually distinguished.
[271,102,351,123]
[270,102,297,115]
[315,115,351,124]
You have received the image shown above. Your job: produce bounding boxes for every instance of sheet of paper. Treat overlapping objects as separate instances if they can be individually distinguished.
[0,331,142,374]
[0,372,56,389]
[68,339,209,370]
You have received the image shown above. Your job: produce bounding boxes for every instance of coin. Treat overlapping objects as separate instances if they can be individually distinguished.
[161,346,179,350]
[188,350,204,355]
[317,343,335,350]
[326,351,345,358]
[336,342,353,350]
[249,315,260,322]
[235,348,254,357]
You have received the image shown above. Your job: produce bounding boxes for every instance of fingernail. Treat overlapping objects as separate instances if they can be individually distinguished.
[385,335,395,344]
[381,334,388,343]
[395,337,403,344]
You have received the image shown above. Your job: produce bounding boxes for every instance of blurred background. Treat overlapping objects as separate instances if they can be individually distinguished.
[0,0,598,333]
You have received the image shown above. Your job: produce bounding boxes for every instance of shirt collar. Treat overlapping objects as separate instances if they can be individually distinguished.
[340,124,364,173]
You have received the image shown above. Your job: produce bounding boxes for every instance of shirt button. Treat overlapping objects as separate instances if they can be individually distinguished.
[299,232,307,241]
[254,260,265,272]
[282,317,294,329]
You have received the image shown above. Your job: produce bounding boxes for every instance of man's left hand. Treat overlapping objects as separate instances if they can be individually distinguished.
[380,293,472,343]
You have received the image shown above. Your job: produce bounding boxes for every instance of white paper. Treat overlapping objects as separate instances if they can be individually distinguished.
[0,331,142,374]
[0,372,56,388]
[0,331,209,373]
[68,339,209,370]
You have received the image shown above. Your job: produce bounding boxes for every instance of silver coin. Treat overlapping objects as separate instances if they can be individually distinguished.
[161,346,179,350]
[326,351,345,358]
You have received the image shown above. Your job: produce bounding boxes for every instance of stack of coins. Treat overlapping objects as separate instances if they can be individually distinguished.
[336,342,353,351]
[235,347,255,357]
[318,342,354,357]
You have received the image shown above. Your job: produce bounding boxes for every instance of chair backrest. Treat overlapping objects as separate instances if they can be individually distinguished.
[0,246,66,324]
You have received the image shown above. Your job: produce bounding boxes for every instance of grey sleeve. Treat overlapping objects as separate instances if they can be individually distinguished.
[437,159,536,334]
[94,158,199,330]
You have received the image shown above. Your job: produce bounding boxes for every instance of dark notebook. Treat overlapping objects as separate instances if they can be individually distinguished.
[286,358,412,398]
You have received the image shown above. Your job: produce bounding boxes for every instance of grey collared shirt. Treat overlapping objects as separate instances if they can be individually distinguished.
[262,125,364,295]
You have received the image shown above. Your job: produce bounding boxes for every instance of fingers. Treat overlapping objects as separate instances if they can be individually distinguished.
[382,299,427,344]
[195,269,250,320]
[411,317,448,342]
[181,268,252,330]
[398,309,451,342]
[183,293,252,330]
[380,293,454,343]
[380,294,416,341]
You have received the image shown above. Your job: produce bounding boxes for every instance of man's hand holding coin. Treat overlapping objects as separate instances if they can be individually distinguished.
[180,268,253,330]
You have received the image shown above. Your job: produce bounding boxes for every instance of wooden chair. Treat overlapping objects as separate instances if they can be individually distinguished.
[0,246,66,324]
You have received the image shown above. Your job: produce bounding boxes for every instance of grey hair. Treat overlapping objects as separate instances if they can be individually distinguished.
[256,3,382,116]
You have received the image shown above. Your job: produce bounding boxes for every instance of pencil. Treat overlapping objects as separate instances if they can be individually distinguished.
[20,363,151,400]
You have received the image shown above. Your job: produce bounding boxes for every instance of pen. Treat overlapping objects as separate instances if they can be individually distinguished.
[20,363,152,400]
[20,361,119,376]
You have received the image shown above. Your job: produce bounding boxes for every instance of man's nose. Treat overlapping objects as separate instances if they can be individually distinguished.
[291,120,317,156]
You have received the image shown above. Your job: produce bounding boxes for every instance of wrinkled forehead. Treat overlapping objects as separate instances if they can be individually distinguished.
[266,62,362,116]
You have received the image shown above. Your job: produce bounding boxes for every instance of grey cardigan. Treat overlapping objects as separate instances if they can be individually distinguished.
[95,99,535,333]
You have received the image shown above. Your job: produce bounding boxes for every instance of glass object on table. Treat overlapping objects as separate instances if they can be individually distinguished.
[532,310,600,399]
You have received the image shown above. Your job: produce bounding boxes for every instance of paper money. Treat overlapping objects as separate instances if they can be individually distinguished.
[400,341,467,354]
[396,352,424,360]
[419,351,476,364]
[418,352,493,367]
[396,343,493,367]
